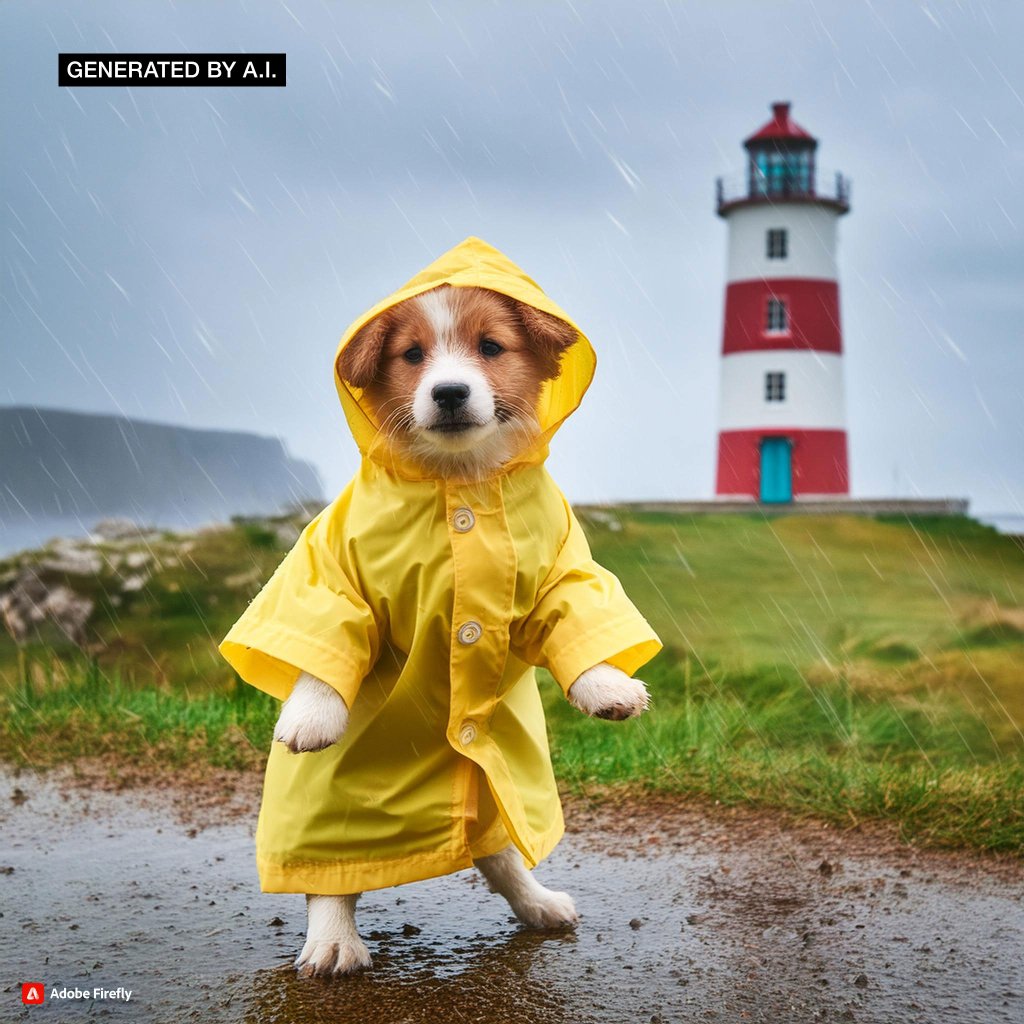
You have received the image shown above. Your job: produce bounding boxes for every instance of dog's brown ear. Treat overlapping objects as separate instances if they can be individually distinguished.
[336,310,392,389]
[513,301,579,380]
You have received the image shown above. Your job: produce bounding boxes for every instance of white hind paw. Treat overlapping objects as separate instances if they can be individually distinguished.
[295,936,372,977]
[513,887,579,929]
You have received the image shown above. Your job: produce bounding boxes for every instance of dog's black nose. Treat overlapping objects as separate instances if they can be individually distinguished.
[432,383,470,412]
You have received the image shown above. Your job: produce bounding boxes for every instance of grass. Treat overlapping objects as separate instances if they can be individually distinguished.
[2,654,276,771]
[1,510,1022,853]
[542,652,1023,853]
[579,510,1024,739]
[3,645,1021,853]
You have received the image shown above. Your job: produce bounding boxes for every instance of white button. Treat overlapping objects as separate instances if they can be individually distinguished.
[459,721,478,745]
[457,621,482,645]
[452,507,475,533]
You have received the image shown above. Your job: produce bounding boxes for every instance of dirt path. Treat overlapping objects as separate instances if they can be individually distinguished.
[1,764,1021,1024]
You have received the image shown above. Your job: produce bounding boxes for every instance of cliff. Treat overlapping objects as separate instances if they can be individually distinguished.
[0,406,324,525]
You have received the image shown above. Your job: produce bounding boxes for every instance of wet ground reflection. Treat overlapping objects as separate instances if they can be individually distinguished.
[3,769,1021,1023]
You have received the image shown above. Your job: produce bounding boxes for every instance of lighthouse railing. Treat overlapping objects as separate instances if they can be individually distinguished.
[716,167,851,214]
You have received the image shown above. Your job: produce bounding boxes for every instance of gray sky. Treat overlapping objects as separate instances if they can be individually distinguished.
[3,1,1022,514]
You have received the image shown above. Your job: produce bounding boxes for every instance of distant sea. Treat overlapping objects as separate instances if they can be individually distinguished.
[975,513,1024,536]
[0,513,224,560]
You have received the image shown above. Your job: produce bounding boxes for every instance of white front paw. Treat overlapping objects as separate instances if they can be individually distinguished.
[273,672,349,753]
[568,663,650,721]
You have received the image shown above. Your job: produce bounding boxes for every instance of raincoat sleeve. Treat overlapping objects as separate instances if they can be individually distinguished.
[510,499,662,696]
[218,497,379,709]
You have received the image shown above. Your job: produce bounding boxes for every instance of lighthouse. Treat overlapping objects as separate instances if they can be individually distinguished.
[714,102,851,502]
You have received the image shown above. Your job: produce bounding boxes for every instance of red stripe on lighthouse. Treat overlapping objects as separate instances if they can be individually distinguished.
[715,428,849,498]
[722,278,842,355]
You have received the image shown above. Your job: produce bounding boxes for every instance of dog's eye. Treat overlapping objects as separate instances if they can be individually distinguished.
[403,346,424,364]
[479,338,503,357]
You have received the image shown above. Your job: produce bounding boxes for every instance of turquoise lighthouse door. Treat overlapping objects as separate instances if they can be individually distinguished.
[759,437,792,503]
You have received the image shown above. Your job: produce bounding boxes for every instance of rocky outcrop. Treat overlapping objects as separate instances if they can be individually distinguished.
[0,568,94,647]
[0,507,317,650]
[0,526,163,648]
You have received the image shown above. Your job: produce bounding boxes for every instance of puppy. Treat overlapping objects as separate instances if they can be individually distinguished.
[219,239,661,977]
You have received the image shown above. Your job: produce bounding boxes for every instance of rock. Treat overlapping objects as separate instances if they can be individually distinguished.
[854,973,869,988]
[267,916,284,927]
[401,923,422,937]
[629,918,644,930]
[91,517,153,542]
[274,522,301,546]
[225,569,262,589]
[120,574,149,593]
[38,545,103,575]
[0,568,94,646]
[42,586,93,644]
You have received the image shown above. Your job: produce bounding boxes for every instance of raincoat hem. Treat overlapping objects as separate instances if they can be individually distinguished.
[256,817,564,895]
[466,815,518,861]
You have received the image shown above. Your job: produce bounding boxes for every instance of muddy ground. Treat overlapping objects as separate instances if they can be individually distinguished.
[1,764,1021,1024]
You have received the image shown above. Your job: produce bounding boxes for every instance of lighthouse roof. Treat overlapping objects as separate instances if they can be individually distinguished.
[744,102,817,148]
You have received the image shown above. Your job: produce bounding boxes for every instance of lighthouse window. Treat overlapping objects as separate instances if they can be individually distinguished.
[767,228,788,259]
[765,371,786,402]
[766,297,788,333]
[752,149,813,196]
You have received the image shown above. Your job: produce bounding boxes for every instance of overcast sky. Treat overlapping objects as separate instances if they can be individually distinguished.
[2,1,1022,515]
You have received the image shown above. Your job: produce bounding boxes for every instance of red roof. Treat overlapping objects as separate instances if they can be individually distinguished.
[744,102,816,147]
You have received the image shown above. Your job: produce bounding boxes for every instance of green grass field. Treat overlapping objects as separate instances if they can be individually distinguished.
[2,510,1022,852]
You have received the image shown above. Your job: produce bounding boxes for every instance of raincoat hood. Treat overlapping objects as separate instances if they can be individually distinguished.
[334,236,596,477]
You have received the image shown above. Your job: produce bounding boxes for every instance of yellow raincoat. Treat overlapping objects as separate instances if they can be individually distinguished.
[219,237,661,895]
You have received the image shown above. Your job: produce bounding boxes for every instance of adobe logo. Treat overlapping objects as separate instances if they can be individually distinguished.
[21,983,45,1005]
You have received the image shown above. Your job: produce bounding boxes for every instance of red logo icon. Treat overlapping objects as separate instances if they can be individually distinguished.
[22,983,45,1005]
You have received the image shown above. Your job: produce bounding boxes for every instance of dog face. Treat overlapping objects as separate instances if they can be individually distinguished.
[337,285,577,475]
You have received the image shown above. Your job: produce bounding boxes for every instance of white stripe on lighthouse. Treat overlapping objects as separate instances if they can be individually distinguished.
[717,350,847,431]
[726,204,839,283]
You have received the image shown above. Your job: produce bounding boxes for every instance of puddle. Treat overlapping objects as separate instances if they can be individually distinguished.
[1,768,1021,1023]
